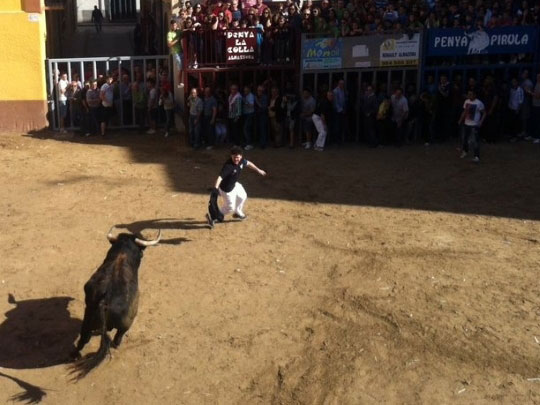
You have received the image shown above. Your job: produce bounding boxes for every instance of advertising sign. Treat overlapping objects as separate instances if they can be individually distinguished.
[302,37,343,70]
[427,26,538,56]
[226,29,257,64]
[341,33,421,68]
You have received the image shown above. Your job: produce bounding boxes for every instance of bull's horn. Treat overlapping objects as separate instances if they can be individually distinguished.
[134,230,161,247]
[107,226,118,243]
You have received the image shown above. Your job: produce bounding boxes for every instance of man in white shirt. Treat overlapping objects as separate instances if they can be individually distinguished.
[458,89,485,163]
[57,73,69,133]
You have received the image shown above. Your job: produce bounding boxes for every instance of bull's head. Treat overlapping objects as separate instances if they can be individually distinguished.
[106,226,161,247]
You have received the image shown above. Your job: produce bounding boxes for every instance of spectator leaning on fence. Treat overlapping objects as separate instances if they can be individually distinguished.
[167,20,184,85]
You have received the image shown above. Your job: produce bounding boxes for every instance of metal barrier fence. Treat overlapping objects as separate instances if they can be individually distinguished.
[46,55,172,131]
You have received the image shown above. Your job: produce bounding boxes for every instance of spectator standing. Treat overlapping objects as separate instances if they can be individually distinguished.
[283,84,300,148]
[312,91,333,151]
[255,85,269,149]
[458,89,485,163]
[376,95,392,144]
[91,6,103,33]
[532,73,540,144]
[202,87,217,149]
[435,75,451,142]
[57,73,69,133]
[99,75,114,137]
[80,80,91,136]
[132,81,146,132]
[362,84,378,147]
[520,70,533,139]
[146,78,158,135]
[228,84,243,146]
[119,74,132,125]
[187,87,203,148]
[390,88,408,146]
[85,79,101,136]
[159,86,175,137]
[242,85,256,150]
[268,86,284,147]
[332,79,346,144]
[507,78,524,140]
[300,88,316,149]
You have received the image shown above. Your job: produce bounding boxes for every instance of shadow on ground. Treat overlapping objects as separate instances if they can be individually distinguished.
[0,294,80,369]
[0,372,48,404]
[25,130,540,221]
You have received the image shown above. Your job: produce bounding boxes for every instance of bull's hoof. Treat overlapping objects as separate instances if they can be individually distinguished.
[70,349,82,361]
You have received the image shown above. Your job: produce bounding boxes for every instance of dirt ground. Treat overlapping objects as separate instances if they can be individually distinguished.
[0,131,539,404]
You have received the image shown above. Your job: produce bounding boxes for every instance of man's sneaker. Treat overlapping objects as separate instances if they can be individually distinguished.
[232,213,246,220]
[146,129,156,135]
[314,146,324,151]
[304,142,312,149]
[460,151,467,159]
[85,133,91,137]
[534,139,540,144]
[206,213,215,229]
[205,145,213,150]
[164,132,169,138]
[524,136,533,141]
[472,156,480,163]
[244,144,254,151]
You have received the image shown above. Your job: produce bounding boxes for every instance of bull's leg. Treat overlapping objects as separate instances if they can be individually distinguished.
[111,291,139,349]
[71,307,94,358]
[112,329,127,348]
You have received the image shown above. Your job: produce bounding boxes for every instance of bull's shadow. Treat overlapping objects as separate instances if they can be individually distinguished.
[0,294,81,369]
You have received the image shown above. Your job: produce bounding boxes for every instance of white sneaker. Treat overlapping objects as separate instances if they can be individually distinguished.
[304,142,312,149]
[524,136,532,141]
[85,133,91,137]
[472,156,480,163]
[244,144,254,151]
[146,129,156,135]
[534,139,540,144]
[193,62,198,69]
[460,151,467,159]
[164,132,169,138]
[205,145,213,150]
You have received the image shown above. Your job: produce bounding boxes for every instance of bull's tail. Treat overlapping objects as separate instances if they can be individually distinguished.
[69,300,111,381]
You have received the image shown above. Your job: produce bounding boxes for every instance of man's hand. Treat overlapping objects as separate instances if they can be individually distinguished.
[258,169,266,176]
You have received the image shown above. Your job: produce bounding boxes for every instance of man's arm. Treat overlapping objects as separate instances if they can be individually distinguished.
[211,105,217,124]
[246,161,266,176]
[214,176,223,189]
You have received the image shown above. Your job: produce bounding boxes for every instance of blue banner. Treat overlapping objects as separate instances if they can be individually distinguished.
[427,26,538,56]
[302,38,343,70]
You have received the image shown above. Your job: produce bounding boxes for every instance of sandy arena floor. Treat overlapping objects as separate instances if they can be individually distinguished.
[0,131,539,404]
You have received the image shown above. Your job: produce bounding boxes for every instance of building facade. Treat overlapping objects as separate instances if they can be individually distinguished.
[0,0,48,132]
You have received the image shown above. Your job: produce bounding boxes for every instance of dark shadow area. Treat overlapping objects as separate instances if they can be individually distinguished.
[0,294,81,369]
[25,130,540,221]
[0,372,48,404]
[115,218,212,244]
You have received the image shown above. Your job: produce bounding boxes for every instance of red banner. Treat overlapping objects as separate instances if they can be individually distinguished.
[226,29,257,64]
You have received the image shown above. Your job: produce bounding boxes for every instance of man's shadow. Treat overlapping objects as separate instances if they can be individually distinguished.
[115,218,210,244]
[0,294,81,369]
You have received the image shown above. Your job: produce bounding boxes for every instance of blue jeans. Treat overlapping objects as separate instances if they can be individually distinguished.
[462,125,480,158]
[189,115,201,147]
[172,53,183,70]
[243,113,254,146]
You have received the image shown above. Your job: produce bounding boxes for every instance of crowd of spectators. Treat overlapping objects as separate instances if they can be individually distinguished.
[178,69,540,156]
[169,0,540,43]
[55,63,175,137]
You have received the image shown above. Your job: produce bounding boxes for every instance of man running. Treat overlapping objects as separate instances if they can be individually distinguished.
[207,146,266,228]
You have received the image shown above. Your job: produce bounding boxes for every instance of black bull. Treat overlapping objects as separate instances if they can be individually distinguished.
[69,227,160,379]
